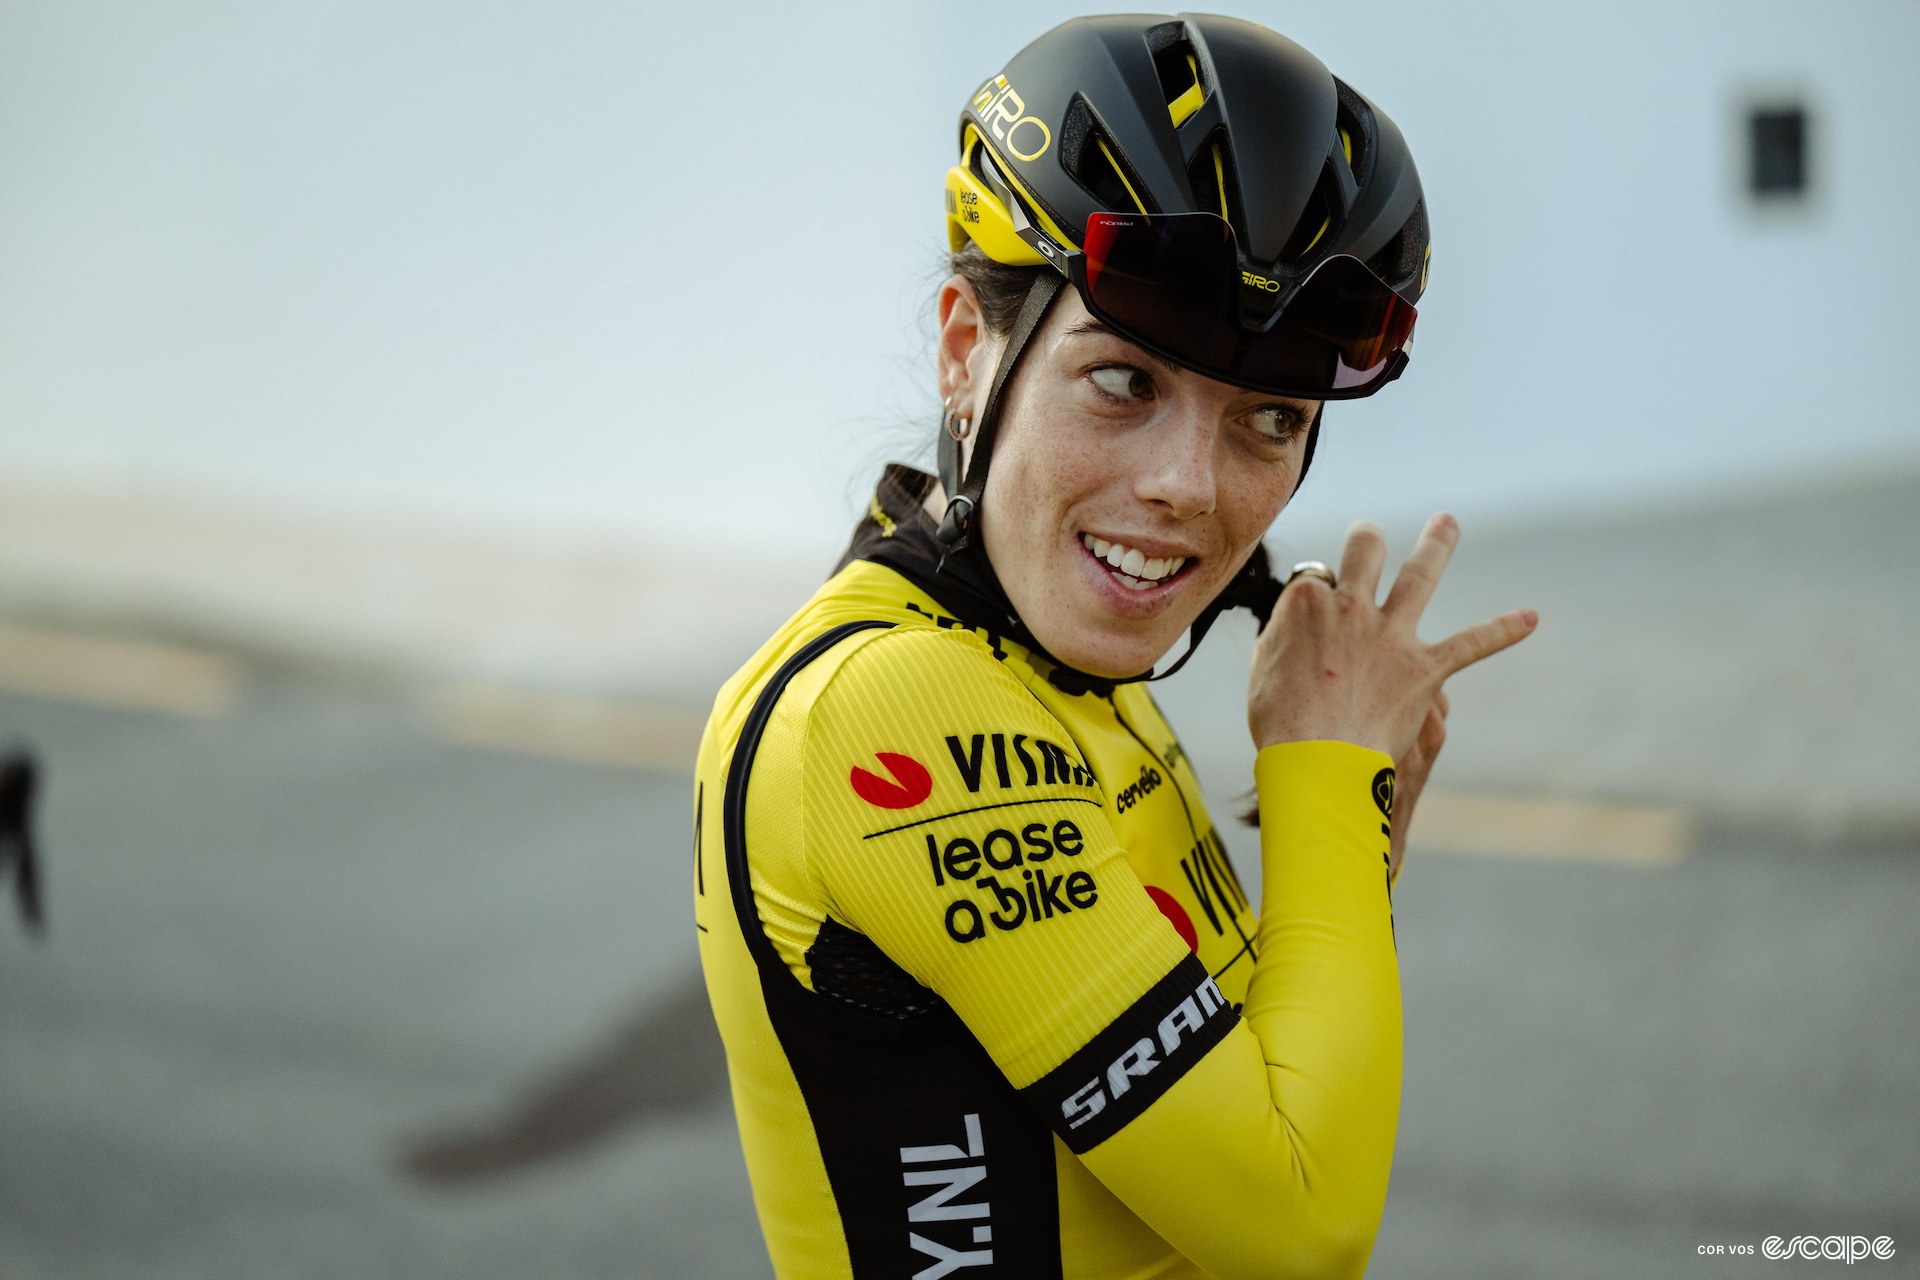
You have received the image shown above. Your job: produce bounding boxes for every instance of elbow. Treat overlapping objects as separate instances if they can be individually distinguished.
[1301,1215,1382,1280]
[1198,1202,1381,1280]
[1250,1200,1384,1280]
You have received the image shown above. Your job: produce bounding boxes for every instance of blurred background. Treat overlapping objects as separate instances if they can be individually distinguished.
[1,1,1915,1276]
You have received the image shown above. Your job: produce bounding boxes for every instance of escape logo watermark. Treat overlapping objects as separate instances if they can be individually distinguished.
[1696,1235,1896,1262]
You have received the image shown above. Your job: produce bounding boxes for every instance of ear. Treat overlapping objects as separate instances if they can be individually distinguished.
[935,275,999,426]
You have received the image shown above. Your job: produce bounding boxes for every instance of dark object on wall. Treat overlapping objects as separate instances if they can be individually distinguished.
[1748,105,1807,199]
[1,750,42,934]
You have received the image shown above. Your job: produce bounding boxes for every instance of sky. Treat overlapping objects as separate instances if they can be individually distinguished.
[1,0,1916,560]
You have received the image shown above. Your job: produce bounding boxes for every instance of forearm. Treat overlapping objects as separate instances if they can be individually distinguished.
[1078,741,1404,1279]
[1242,740,1403,1266]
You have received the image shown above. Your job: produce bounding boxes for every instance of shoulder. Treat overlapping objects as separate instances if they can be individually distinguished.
[799,624,1102,829]
[804,623,1070,749]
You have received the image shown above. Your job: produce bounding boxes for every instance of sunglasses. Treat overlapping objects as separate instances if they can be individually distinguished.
[1030,211,1417,400]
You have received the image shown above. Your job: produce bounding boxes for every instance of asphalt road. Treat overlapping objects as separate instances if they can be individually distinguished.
[1,674,1915,1279]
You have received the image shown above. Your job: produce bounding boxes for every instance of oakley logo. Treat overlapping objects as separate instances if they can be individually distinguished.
[850,752,934,810]
[972,74,1051,163]
[1241,270,1281,293]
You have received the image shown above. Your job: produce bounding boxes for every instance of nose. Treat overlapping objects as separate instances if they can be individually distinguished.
[1134,404,1217,520]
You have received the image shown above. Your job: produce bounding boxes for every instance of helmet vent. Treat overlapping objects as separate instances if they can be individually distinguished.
[1063,96,1155,214]
[1277,172,1338,264]
[967,134,1016,215]
[1185,134,1241,232]
[1145,22,1203,114]
[1332,79,1377,187]
[1365,199,1428,294]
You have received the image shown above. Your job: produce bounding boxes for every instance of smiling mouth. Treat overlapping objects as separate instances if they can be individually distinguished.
[1079,534,1191,592]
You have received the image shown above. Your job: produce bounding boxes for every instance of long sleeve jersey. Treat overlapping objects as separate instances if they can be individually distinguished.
[694,470,1402,1280]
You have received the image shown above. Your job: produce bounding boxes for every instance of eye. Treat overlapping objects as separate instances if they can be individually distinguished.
[1089,365,1154,401]
[1247,405,1306,442]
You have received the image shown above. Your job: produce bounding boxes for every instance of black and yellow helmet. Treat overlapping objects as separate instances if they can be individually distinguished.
[944,13,1429,308]
[931,14,1431,682]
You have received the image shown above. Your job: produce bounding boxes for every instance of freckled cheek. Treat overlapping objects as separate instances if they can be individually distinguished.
[1219,462,1294,547]
[1014,439,1110,529]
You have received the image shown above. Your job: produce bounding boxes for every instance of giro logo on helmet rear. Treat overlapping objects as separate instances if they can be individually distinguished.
[971,74,1051,162]
[850,752,934,810]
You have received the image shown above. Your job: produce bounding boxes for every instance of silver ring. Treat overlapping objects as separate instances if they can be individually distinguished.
[1285,560,1337,589]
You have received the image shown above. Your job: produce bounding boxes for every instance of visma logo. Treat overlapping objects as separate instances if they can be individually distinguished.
[850,752,933,810]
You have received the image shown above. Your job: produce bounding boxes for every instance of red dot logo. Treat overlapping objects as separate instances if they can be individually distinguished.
[1145,886,1199,953]
[849,752,934,810]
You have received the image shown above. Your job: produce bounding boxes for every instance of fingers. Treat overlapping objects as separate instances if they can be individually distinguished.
[1432,607,1539,676]
[1434,688,1450,720]
[1382,512,1460,623]
[1337,520,1388,603]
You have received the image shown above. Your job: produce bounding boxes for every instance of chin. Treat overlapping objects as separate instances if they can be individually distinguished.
[1043,618,1185,681]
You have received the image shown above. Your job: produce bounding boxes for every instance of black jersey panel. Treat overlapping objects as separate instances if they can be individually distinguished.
[725,619,1064,1279]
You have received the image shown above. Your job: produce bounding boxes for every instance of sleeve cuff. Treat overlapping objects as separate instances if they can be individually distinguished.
[1253,739,1398,919]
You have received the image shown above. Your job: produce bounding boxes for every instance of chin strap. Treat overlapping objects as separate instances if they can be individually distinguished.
[1044,544,1284,695]
[936,272,1066,553]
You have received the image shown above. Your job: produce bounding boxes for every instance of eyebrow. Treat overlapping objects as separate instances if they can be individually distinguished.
[1061,318,1183,376]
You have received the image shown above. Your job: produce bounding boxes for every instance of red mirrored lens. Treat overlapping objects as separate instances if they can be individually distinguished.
[1237,256,1418,393]
[1083,212,1239,370]
[1078,212,1416,398]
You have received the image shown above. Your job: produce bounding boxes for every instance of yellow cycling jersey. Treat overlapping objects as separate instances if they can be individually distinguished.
[695,467,1403,1279]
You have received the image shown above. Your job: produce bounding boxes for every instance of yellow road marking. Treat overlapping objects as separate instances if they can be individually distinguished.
[429,684,706,774]
[0,623,241,717]
[1410,791,1695,866]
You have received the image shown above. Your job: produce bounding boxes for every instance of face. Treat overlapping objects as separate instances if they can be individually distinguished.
[936,278,1319,679]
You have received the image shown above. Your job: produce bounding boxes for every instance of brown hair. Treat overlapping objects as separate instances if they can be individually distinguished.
[950,242,1046,339]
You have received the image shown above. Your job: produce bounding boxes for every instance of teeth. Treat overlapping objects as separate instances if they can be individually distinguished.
[1080,534,1188,583]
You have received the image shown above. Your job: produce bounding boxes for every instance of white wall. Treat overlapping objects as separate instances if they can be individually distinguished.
[1,0,1914,560]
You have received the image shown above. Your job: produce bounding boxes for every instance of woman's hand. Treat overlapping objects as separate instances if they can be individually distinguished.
[1248,514,1536,760]
[1387,690,1447,883]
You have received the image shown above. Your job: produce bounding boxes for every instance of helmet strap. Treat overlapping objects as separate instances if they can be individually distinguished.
[935,271,1064,553]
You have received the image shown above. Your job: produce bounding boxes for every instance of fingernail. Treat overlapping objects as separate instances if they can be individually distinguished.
[1521,608,1539,627]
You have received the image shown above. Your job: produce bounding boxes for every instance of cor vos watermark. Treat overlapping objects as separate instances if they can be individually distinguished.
[1697,1235,1896,1263]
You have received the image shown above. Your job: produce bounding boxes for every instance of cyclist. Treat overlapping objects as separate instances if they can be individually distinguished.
[694,14,1536,1278]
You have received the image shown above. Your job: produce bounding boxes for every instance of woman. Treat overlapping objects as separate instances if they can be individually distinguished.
[694,14,1535,1279]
